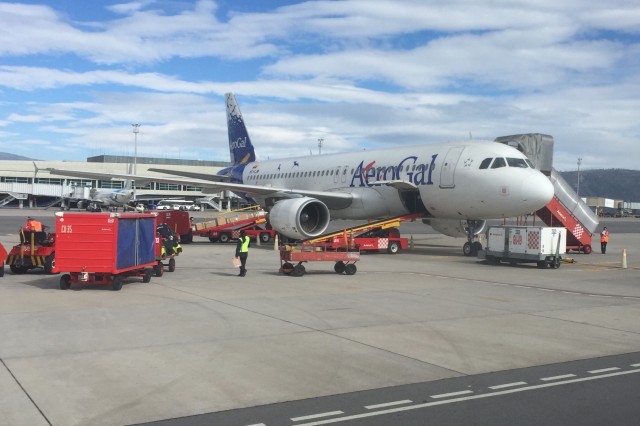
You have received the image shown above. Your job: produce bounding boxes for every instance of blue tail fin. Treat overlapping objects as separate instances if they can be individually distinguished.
[225,93,257,166]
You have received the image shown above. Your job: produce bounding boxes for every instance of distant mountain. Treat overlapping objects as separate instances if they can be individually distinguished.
[0,152,36,161]
[559,169,640,201]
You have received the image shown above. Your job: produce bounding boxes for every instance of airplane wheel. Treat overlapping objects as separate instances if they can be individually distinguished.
[59,274,71,290]
[344,264,357,275]
[334,261,346,274]
[219,233,231,243]
[463,242,474,256]
[168,258,176,272]
[387,241,400,254]
[583,245,592,254]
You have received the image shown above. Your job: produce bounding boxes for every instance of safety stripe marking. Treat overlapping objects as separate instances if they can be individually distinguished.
[631,363,640,368]
[365,400,413,410]
[488,381,527,390]
[295,369,640,426]
[430,390,473,399]
[291,411,344,422]
[588,367,620,374]
[540,374,576,381]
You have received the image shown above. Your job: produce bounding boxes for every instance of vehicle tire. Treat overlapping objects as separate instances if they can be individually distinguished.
[208,235,218,243]
[0,262,4,277]
[44,253,55,274]
[154,261,164,277]
[583,244,592,254]
[260,232,271,243]
[10,264,28,274]
[553,258,561,269]
[281,262,294,274]
[112,275,123,291]
[387,241,401,254]
[168,258,176,272]
[219,233,231,243]
[537,260,547,269]
[59,274,71,290]
[292,264,305,277]
[334,261,346,274]
[344,264,357,275]
[463,242,473,256]
[143,269,152,283]
[181,230,193,244]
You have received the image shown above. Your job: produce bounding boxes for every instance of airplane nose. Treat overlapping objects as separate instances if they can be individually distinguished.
[521,172,554,210]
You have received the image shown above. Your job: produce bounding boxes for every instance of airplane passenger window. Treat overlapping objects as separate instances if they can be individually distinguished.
[479,158,492,169]
[491,157,506,169]
[343,169,347,175]
[507,158,528,168]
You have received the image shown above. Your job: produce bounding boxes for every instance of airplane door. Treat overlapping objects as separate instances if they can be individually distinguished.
[334,166,340,184]
[341,165,349,183]
[439,146,465,188]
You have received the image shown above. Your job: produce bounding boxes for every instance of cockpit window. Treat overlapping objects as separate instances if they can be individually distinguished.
[525,159,534,168]
[479,158,492,169]
[506,157,529,168]
[491,157,506,169]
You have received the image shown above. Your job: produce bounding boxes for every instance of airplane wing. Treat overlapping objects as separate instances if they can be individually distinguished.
[45,168,354,209]
[147,168,231,182]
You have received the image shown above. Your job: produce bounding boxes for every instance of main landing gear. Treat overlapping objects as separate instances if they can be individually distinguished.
[462,219,484,257]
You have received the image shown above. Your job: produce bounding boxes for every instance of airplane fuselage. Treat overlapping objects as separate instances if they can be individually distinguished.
[235,140,553,220]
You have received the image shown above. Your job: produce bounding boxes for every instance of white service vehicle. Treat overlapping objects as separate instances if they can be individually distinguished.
[484,226,566,269]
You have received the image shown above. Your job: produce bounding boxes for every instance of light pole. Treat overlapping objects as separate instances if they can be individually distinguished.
[576,157,582,196]
[318,138,324,155]
[132,123,140,175]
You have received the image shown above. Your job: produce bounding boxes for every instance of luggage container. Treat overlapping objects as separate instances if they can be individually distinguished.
[485,226,566,269]
[0,243,6,277]
[53,212,157,290]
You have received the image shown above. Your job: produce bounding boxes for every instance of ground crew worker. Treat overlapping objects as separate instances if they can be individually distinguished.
[235,230,250,277]
[25,217,43,231]
[600,226,609,254]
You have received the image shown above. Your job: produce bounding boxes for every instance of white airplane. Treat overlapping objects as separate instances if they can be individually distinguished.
[150,93,555,255]
[47,93,555,255]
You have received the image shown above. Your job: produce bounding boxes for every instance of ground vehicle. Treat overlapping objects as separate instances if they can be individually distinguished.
[154,223,181,276]
[193,210,275,243]
[157,199,199,211]
[328,227,408,254]
[6,226,57,274]
[279,243,360,277]
[54,212,156,290]
[484,226,566,269]
[0,243,6,277]
[156,210,193,243]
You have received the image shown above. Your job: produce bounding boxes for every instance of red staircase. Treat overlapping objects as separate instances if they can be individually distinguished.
[536,196,593,254]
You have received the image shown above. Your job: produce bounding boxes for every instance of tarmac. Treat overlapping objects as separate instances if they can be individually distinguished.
[1,210,639,426]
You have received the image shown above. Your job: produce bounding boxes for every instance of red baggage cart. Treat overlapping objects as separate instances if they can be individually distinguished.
[54,212,157,291]
[0,243,6,277]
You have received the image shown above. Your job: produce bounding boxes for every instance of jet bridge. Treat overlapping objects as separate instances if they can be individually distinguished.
[494,134,599,254]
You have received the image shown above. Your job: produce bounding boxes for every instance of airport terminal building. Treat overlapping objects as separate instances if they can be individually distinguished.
[0,155,236,210]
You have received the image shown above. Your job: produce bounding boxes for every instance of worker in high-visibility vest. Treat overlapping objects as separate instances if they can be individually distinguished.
[235,230,250,277]
[25,217,43,232]
[600,226,609,254]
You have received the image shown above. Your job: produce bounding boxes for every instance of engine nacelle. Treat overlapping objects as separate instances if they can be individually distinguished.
[424,219,487,238]
[269,197,331,240]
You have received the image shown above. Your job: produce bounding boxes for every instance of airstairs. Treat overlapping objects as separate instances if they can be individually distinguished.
[494,134,599,253]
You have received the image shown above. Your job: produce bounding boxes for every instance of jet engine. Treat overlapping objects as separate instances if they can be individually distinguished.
[269,197,331,240]
[424,219,487,238]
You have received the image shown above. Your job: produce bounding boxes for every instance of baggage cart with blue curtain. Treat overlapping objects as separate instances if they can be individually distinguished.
[54,212,157,290]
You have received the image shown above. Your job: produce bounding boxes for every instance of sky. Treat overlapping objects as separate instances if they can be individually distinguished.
[0,0,639,171]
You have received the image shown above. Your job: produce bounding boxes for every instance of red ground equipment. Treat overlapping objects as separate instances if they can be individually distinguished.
[6,225,57,274]
[193,209,276,243]
[536,197,593,254]
[54,212,157,291]
[279,238,360,277]
[156,210,193,243]
[0,243,7,277]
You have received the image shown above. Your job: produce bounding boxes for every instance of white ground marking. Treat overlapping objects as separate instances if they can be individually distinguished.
[488,381,527,390]
[540,374,577,381]
[291,411,344,422]
[588,367,621,374]
[430,390,474,399]
[364,400,413,410]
